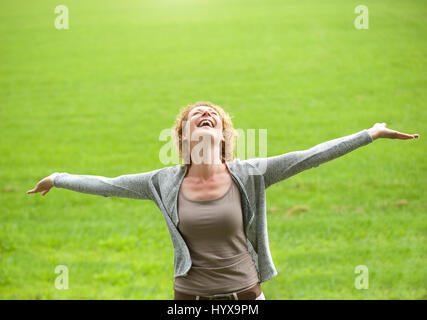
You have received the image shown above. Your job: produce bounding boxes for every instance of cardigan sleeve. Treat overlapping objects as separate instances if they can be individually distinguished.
[53,168,163,200]
[243,129,374,189]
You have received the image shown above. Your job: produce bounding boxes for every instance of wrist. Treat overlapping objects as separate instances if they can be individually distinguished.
[367,128,379,140]
[50,172,60,186]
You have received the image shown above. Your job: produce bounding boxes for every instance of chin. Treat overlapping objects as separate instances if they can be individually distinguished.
[194,128,217,135]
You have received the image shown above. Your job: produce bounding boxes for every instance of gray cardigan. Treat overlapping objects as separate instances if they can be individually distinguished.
[53,129,373,283]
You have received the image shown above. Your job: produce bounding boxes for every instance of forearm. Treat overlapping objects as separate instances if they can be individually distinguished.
[53,172,153,200]
[256,129,374,188]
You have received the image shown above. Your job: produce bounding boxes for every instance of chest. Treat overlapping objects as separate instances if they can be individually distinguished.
[177,179,244,240]
[179,174,233,201]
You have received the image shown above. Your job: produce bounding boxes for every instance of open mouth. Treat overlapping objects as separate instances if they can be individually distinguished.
[197,118,215,128]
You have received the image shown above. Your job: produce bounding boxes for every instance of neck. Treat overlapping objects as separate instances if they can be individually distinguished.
[185,134,226,179]
[187,141,225,179]
[187,161,226,180]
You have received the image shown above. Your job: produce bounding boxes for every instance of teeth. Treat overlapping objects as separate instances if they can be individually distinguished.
[199,120,213,127]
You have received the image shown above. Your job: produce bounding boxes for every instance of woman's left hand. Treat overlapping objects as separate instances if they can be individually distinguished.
[367,123,420,140]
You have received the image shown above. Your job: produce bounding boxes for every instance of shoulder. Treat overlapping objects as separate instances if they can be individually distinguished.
[228,158,264,176]
[152,163,187,180]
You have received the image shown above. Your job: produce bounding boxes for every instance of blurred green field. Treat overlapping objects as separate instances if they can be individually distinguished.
[0,0,426,299]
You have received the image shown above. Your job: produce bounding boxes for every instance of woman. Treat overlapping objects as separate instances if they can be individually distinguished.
[26,101,419,300]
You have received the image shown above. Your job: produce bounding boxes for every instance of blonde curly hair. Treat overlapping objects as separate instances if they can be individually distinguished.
[172,101,236,167]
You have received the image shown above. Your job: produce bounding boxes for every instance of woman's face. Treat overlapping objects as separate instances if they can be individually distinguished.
[183,105,225,150]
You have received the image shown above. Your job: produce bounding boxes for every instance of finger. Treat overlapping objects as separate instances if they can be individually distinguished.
[402,133,419,138]
[42,190,48,196]
[395,132,417,139]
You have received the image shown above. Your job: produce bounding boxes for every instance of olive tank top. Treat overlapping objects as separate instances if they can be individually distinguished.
[173,180,260,295]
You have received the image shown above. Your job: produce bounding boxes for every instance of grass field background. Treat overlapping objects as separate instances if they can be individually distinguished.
[1,0,426,299]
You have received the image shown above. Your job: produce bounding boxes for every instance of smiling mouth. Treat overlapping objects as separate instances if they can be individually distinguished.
[197,119,215,128]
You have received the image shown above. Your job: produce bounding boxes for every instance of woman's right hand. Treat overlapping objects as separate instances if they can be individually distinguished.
[26,172,59,196]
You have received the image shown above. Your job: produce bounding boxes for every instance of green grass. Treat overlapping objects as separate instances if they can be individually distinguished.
[0,0,426,299]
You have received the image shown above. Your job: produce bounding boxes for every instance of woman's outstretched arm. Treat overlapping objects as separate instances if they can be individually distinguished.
[26,168,164,201]
[244,123,419,189]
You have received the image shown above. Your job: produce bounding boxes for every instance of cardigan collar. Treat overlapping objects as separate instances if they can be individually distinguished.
[162,160,254,233]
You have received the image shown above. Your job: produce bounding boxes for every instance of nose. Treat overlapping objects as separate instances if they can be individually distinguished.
[201,110,213,117]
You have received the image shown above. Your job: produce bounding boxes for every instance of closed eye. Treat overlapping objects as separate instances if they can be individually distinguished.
[193,110,218,116]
